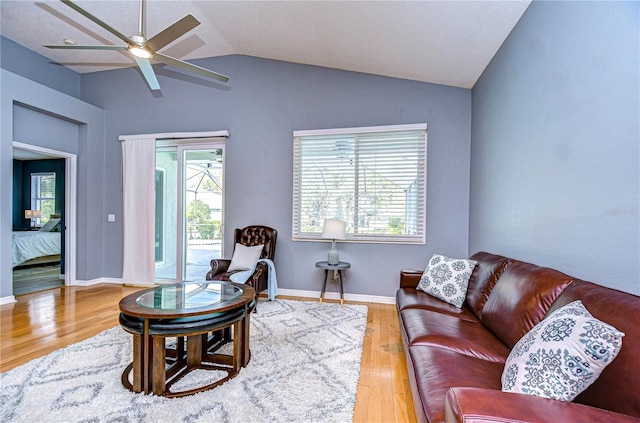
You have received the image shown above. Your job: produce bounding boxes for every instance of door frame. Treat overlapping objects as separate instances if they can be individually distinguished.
[12,141,77,287]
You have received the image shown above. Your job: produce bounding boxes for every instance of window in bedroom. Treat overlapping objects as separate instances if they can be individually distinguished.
[30,172,56,226]
[292,123,427,244]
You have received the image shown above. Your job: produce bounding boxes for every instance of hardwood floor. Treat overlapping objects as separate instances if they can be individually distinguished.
[12,264,64,296]
[0,284,416,422]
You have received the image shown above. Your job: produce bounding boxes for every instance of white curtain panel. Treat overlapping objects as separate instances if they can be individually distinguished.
[121,137,155,284]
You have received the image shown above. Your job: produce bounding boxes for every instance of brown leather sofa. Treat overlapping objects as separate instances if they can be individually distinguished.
[397,251,640,423]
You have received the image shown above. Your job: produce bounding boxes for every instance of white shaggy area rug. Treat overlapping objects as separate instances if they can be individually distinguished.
[1,299,368,422]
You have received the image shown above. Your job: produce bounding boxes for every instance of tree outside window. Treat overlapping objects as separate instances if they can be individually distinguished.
[31,172,56,225]
[293,124,427,244]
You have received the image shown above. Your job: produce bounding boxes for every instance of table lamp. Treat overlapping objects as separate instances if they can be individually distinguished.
[24,209,42,228]
[321,219,346,265]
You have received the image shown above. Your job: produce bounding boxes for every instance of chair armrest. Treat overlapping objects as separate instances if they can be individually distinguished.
[251,261,268,281]
[400,269,423,288]
[445,387,638,423]
[206,259,231,280]
[244,261,268,292]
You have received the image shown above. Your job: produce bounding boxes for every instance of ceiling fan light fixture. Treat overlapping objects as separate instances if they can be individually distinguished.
[44,0,229,89]
[128,45,153,59]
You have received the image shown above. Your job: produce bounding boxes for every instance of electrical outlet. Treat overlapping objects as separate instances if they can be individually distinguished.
[107,214,116,222]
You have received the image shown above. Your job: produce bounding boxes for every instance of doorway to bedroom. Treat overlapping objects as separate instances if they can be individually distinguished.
[11,143,76,296]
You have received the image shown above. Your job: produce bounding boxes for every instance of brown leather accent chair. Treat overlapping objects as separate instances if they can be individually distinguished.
[205,225,277,310]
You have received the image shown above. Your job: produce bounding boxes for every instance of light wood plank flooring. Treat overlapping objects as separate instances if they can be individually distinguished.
[0,284,416,422]
[12,264,64,296]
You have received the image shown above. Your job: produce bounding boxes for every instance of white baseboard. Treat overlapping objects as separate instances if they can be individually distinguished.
[72,277,124,286]
[0,295,17,305]
[277,288,395,305]
[68,280,395,305]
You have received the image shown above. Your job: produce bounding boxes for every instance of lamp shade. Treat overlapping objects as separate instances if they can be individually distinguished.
[321,219,346,240]
[24,210,42,219]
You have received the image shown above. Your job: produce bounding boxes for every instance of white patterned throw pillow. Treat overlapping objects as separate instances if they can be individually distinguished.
[416,254,477,308]
[501,300,624,402]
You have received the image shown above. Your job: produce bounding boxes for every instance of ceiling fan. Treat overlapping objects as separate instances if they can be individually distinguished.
[44,0,229,90]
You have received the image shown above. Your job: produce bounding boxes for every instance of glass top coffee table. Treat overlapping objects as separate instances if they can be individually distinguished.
[119,281,255,397]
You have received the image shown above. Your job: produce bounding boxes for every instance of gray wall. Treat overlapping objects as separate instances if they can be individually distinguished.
[1,36,86,300]
[0,68,105,299]
[470,1,639,294]
[1,37,80,98]
[80,55,472,298]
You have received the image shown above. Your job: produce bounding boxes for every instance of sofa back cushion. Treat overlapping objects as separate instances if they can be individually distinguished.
[465,252,511,319]
[480,260,574,348]
[546,280,640,418]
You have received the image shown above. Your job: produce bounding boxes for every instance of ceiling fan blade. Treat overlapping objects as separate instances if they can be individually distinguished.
[44,45,126,51]
[60,0,132,45]
[135,58,161,91]
[154,53,229,83]
[146,14,200,53]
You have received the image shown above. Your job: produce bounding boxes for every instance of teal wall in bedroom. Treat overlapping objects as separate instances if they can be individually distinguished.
[12,158,65,230]
[12,158,66,273]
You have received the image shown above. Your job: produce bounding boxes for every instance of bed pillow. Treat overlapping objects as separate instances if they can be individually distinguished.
[39,218,60,232]
[416,254,477,308]
[501,300,624,401]
[228,243,264,272]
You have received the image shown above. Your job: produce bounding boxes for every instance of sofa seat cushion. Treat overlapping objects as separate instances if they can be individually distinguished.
[399,308,509,362]
[407,346,504,423]
[396,288,479,321]
[445,387,640,423]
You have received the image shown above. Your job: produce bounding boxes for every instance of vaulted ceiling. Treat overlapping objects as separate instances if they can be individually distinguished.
[0,1,531,89]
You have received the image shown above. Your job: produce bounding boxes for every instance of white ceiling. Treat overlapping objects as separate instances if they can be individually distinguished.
[0,0,531,89]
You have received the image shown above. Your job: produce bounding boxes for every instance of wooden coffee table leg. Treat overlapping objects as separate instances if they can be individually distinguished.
[151,335,166,395]
[132,334,143,392]
[187,334,203,368]
[142,319,151,394]
[241,309,251,367]
[233,320,241,373]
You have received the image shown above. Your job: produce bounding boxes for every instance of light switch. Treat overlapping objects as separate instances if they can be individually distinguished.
[108,214,116,222]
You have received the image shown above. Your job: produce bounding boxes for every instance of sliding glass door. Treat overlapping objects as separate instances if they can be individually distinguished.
[155,143,224,282]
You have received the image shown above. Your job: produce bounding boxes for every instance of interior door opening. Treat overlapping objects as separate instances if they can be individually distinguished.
[11,143,77,295]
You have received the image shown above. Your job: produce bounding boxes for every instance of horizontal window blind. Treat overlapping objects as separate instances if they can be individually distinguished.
[31,172,56,225]
[293,124,427,244]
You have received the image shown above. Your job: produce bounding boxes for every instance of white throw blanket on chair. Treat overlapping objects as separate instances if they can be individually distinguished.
[229,258,278,300]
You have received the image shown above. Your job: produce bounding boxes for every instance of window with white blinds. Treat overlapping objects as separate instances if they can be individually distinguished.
[293,124,427,243]
[31,172,56,225]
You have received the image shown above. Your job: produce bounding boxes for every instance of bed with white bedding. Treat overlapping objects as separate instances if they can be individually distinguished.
[12,231,61,268]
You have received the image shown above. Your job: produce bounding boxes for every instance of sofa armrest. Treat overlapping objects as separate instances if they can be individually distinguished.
[400,269,423,288]
[445,387,639,423]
